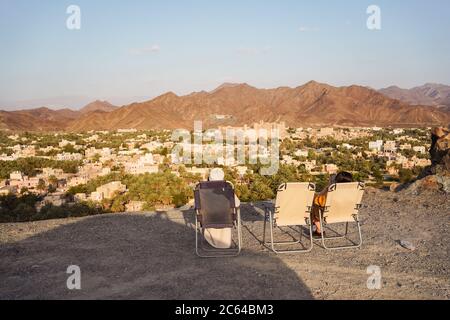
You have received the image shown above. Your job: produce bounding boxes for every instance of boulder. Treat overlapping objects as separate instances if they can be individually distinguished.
[412,126,450,193]
[406,175,443,194]
[429,126,450,175]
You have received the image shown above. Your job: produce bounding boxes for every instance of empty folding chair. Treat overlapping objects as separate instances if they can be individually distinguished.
[194,181,242,258]
[263,182,316,254]
[318,182,365,250]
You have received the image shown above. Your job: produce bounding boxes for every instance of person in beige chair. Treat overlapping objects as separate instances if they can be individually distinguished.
[311,171,354,237]
[203,168,241,249]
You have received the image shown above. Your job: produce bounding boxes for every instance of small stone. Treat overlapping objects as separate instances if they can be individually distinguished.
[399,240,416,251]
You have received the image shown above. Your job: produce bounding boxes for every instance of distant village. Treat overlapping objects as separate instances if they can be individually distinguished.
[0,123,431,219]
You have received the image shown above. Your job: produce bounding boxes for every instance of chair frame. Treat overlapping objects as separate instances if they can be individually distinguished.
[262,182,315,254]
[194,181,242,258]
[317,182,364,251]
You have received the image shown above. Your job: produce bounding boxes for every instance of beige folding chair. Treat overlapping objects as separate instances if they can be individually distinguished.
[319,182,365,250]
[263,182,316,254]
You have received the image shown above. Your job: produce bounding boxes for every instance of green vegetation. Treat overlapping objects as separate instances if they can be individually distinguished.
[0,127,432,223]
[398,167,422,184]
[0,193,104,223]
[0,194,41,222]
[68,171,194,212]
[224,164,333,202]
[0,157,81,179]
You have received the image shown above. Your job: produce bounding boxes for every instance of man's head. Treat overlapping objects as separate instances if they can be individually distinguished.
[209,168,225,181]
[335,171,353,183]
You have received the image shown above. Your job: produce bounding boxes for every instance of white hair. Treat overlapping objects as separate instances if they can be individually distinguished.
[209,168,225,181]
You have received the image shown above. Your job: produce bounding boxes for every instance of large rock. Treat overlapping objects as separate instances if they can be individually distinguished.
[413,126,450,193]
[406,174,450,194]
[430,126,450,174]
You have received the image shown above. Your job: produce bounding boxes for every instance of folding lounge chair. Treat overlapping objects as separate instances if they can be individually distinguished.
[263,182,316,254]
[194,181,242,258]
[318,182,365,250]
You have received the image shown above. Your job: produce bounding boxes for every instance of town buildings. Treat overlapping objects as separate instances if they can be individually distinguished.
[0,126,432,212]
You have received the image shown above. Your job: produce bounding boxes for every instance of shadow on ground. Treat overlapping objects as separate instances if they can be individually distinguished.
[0,206,313,300]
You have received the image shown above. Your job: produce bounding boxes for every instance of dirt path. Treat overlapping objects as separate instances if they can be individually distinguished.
[0,188,449,300]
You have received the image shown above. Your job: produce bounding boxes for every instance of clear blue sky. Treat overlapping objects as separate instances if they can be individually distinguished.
[1,0,449,109]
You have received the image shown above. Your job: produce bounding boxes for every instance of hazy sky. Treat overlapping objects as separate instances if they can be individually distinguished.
[1,0,449,110]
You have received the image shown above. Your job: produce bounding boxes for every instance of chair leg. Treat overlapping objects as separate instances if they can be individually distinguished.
[195,213,242,258]
[270,228,302,244]
[263,211,302,246]
[265,213,314,254]
[313,222,349,241]
[262,209,268,245]
[319,215,363,250]
[236,209,242,255]
[195,218,201,257]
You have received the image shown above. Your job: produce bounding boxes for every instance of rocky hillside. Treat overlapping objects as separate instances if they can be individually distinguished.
[79,100,118,114]
[0,186,448,299]
[0,107,79,131]
[379,83,450,109]
[0,101,116,132]
[1,82,449,132]
[404,126,450,194]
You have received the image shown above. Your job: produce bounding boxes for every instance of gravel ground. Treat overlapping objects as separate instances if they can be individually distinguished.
[0,187,449,300]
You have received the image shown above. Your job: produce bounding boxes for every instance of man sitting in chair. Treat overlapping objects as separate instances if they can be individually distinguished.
[202,168,241,249]
[311,171,353,237]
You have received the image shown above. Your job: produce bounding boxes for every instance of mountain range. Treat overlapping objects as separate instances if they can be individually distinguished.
[0,101,117,132]
[79,100,118,114]
[1,81,449,132]
[379,83,450,109]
